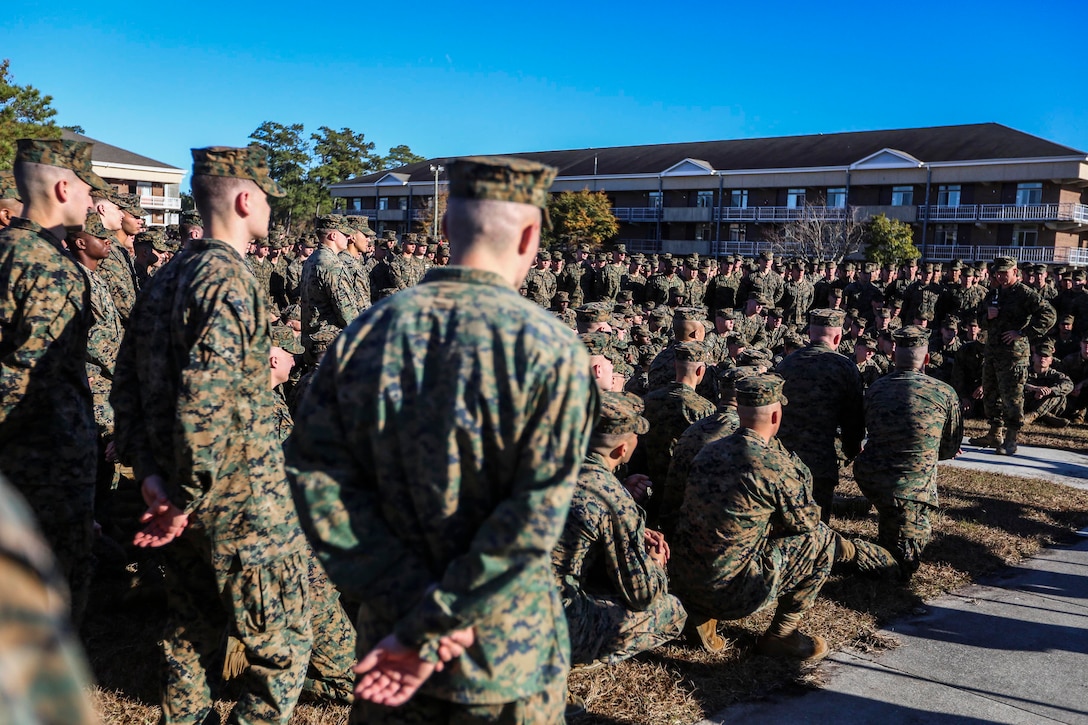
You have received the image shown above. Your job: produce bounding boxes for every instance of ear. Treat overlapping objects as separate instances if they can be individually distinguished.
[235,188,251,217]
[517,218,538,258]
[57,178,71,204]
[924,352,931,367]
[771,407,780,425]
[832,331,842,347]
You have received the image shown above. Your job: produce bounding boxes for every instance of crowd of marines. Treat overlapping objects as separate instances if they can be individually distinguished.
[0,138,1082,724]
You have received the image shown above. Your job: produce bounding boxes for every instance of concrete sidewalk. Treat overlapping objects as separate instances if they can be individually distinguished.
[699,445,1088,725]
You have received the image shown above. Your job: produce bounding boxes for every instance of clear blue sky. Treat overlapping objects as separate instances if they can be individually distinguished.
[5,0,1086,182]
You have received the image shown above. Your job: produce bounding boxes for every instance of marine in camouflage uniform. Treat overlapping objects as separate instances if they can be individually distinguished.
[96,229,141,325]
[301,215,360,360]
[111,147,312,724]
[1022,340,1073,426]
[0,139,106,626]
[775,309,865,523]
[0,475,97,725]
[853,327,963,581]
[670,374,895,660]
[286,157,597,723]
[552,392,687,665]
[973,257,1057,454]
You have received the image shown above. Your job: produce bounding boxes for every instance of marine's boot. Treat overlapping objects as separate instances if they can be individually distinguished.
[835,535,899,578]
[1038,413,1070,428]
[999,426,1020,456]
[969,421,1004,448]
[684,615,726,654]
[754,611,828,662]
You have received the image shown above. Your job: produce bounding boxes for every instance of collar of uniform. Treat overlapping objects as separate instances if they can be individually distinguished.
[421,265,509,288]
[6,216,66,249]
[582,450,611,472]
[191,238,243,259]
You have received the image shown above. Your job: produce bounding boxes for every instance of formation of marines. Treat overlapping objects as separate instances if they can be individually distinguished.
[0,140,1081,723]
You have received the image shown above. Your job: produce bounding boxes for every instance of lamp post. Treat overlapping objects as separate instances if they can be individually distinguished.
[430,163,444,240]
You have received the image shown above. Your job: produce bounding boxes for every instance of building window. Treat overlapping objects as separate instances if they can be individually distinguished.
[396,197,408,210]
[137,181,152,199]
[649,191,662,209]
[934,224,958,245]
[730,189,748,208]
[937,184,961,206]
[349,198,362,211]
[695,223,711,240]
[786,188,806,208]
[891,185,914,206]
[1015,182,1042,206]
[728,224,746,242]
[1012,224,1038,246]
[826,187,846,208]
[378,197,389,210]
[696,190,715,208]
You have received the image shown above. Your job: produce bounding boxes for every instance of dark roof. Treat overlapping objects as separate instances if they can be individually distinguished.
[333,123,1085,187]
[60,129,183,171]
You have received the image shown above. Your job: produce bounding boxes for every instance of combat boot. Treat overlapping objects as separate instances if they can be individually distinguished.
[999,426,1020,456]
[684,615,726,654]
[755,611,828,662]
[969,421,1004,448]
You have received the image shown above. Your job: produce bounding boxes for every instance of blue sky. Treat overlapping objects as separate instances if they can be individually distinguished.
[5,0,1087,180]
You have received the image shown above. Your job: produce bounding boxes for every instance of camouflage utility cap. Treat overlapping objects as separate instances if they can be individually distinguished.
[0,170,20,201]
[673,306,706,323]
[737,348,772,368]
[118,192,149,217]
[16,138,110,193]
[1035,339,1056,357]
[446,155,557,228]
[893,325,929,349]
[992,256,1017,272]
[316,214,354,235]
[809,308,846,327]
[272,325,304,354]
[675,341,709,363]
[596,391,650,435]
[575,302,612,323]
[181,209,203,227]
[346,215,375,236]
[735,373,788,407]
[68,211,114,242]
[135,228,170,252]
[579,332,612,357]
[191,146,285,198]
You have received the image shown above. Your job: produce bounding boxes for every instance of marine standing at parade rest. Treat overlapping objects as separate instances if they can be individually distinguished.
[112,146,314,724]
[0,138,107,626]
[286,156,598,723]
[853,326,963,582]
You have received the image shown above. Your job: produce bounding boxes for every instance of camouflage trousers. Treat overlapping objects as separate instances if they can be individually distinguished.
[159,531,312,725]
[563,590,687,666]
[1024,392,1069,422]
[811,476,839,525]
[872,497,933,579]
[303,552,356,704]
[19,484,95,628]
[684,524,836,622]
[351,673,567,725]
[982,350,1028,427]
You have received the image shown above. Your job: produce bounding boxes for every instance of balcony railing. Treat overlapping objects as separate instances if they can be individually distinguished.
[919,203,1088,224]
[924,244,1088,265]
[612,207,662,222]
[714,206,848,222]
[140,195,182,211]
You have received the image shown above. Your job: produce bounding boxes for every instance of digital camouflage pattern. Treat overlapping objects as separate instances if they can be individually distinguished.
[300,246,359,355]
[111,237,312,723]
[0,169,20,200]
[14,138,110,192]
[0,475,97,725]
[775,341,865,517]
[1024,364,1073,421]
[445,156,557,212]
[190,145,286,197]
[286,265,597,707]
[96,242,140,324]
[339,250,372,312]
[76,252,123,438]
[640,381,716,505]
[978,279,1056,427]
[552,451,686,665]
[854,370,963,573]
[670,428,836,621]
[0,216,97,623]
[660,404,741,538]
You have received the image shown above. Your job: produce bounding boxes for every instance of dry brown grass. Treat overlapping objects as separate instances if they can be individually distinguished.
[87,459,1088,725]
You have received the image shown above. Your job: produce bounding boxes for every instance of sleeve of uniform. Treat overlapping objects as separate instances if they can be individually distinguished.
[1046,369,1074,396]
[771,447,822,536]
[319,263,359,328]
[938,384,963,461]
[1023,292,1057,340]
[600,488,668,611]
[171,278,257,513]
[839,361,866,460]
[285,344,435,609]
[393,346,600,660]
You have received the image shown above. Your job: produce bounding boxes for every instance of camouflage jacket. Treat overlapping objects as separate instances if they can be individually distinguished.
[776,342,865,478]
[978,281,1056,361]
[671,427,821,619]
[853,370,962,506]
[0,218,96,490]
[285,265,598,704]
[96,242,140,325]
[338,250,372,313]
[79,261,124,437]
[661,405,740,536]
[552,451,667,611]
[285,255,305,304]
[641,381,716,485]
[951,339,985,398]
[301,246,359,341]
[111,238,306,564]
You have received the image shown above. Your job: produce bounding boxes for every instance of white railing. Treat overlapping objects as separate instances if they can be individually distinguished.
[919,203,1088,223]
[617,239,660,253]
[612,207,661,222]
[711,241,774,257]
[924,245,1088,265]
[714,206,847,222]
[140,195,182,210]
